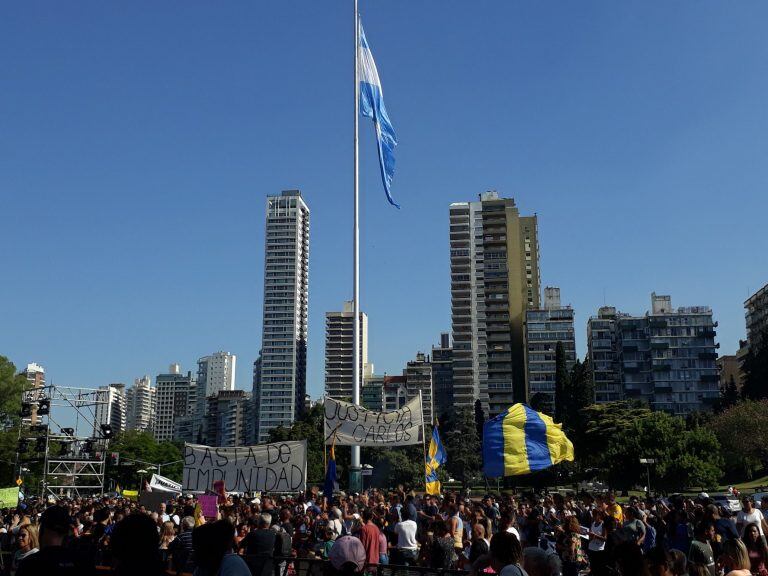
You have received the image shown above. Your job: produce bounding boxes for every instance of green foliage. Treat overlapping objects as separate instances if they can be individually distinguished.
[601,410,722,492]
[107,430,183,488]
[444,406,482,488]
[368,445,426,490]
[742,332,768,400]
[269,402,326,483]
[716,376,740,412]
[0,428,21,486]
[0,356,26,426]
[709,400,768,480]
[554,342,568,424]
[562,359,594,434]
[576,401,653,466]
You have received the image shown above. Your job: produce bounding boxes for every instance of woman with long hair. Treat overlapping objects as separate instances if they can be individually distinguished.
[159,520,176,549]
[11,524,38,576]
[720,539,752,576]
[743,523,768,576]
[561,516,588,576]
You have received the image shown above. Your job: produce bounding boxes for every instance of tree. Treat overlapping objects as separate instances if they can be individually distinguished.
[563,359,594,433]
[716,376,740,412]
[0,356,26,426]
[444,406,482,488]
[742,331,768,400]
[602,410,722,492]
[474,400,485,443]
[553,342,568,424]
[269,403,326,483]
[529,393,549,414]
[709,400,768,480]
[576,401,652,465]
[106,430,183,489]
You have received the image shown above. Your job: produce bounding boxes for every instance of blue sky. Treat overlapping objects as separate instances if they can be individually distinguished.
[2,1,767,400]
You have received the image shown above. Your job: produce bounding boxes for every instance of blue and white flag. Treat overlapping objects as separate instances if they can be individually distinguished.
[359,20,399,208]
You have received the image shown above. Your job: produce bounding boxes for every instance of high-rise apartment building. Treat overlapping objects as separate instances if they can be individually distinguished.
[197,352,236,397]
[587,307,624,403]
[21,363,46,427]
[405,352,434,422]
[195,352,236,440]
[155,365,197,442]
[254,190,310,443]
[589,294,720,413]
[93,383,127,436]
[205,390,250,447]
[361,375,384,411]
[745,282,768,350]
[431,333,454,419]
[126,376,155,433]
[450,191,540,416]
[524,287,577,412]
[325,301,369,401]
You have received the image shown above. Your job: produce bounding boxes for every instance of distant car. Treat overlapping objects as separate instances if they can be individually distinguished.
[712,494,742,513]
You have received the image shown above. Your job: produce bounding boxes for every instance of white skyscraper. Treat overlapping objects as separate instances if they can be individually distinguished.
[126,376,155,433]
[93,383,127,436]
[254,190,310,443]
[154,364,197,442]
[194,352,235,441]
[197,352,236,396]
[325,301,369,401]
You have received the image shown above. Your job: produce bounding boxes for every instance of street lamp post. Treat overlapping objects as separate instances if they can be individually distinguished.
[639,458,656,495]
[137,469,148,492]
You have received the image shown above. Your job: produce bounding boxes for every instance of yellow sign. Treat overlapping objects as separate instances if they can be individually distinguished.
[121,489,138,500]
[15,478,22,486]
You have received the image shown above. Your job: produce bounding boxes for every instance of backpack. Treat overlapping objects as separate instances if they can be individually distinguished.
[277,529,293,557]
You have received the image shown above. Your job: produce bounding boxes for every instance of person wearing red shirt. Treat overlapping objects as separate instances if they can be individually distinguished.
[358,509,381,566]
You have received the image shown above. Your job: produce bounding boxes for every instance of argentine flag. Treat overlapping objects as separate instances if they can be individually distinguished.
[359,20,399,208]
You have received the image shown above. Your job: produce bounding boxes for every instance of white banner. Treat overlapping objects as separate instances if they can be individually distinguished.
[183,440,306,493]
[148,473,182,493]
[323,396,424,446]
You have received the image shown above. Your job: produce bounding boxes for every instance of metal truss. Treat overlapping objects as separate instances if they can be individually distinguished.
[18,383,111,497]
[44,457,106,496]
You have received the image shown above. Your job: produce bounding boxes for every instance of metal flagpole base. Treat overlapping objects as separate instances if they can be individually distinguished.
[348,466,362,493]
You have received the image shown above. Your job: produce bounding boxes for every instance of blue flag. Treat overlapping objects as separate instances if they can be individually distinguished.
[359,20,399,208]
[324,439,338,502]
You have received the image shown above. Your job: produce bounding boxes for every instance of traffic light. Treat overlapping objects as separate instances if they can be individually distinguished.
[100,424,113,439]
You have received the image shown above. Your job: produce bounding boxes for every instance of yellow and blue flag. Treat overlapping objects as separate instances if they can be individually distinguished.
[483,404,574,477]
[425,421,447,495]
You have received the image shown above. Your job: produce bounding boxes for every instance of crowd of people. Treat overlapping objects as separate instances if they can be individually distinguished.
[2,486,768,576]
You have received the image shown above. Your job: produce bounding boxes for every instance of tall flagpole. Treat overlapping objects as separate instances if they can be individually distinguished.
[351,0,362,487]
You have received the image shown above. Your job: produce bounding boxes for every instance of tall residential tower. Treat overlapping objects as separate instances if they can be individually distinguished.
[325,301,369,401]
[254,190,310,443]
[450,192,540,416]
